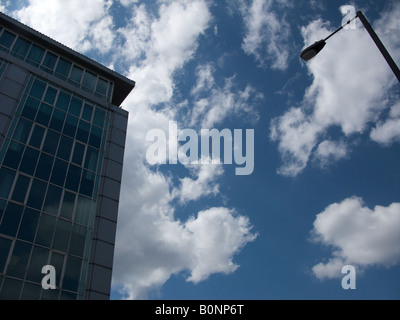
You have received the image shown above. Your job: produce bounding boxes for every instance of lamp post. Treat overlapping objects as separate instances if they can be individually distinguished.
[301,11,400,82]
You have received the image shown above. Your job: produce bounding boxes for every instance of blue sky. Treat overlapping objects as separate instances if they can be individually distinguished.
[2,0,399,300]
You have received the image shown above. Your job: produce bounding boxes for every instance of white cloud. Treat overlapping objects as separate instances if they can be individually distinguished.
[239,0,291,70]
[311,197,400,280]
[313,140,348,168]
[370,101,400,145]
[271,4,400,177]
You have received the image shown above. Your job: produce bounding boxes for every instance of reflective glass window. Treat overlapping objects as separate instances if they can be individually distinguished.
[50,159,68,187]
[29,125,45,149]
[72,142,85,166]
[17,208,40,243]
[44,86,58,105]
[26,179,47,210]
[35,213,56,247]
[42,51,57,73]
[65,164,82,192]
[96,78,108,96]
[11,37,31,59]
[70,66,83,84]
[74,196,91,226]
[84,147,98,172]
[26,44,45,67]
[69,225,86,257]
[0,199,5,220]
[82,71,96,91]
[50,252,64,286]
[0,202,24,237]
[42,130,60,156]
[63,115,78,138]
[29,79,46,100]
[82,103,93,122]
[19,147,40,175]
[57,136,73,161]
[89,126,102,149]
[53,219,71,252]
[80,170,95,197]
[0,167,16,199]
[63,255,82,292]
[76,120,90,143]
[21,282,42,300]
[49,109,66,132]
[7,240,32,279]
[11,174,30,203]
[55,58,72,80]
[0,278,22,300]
[36,102,53,126]
[3,141,24,170]
[69,97,83,117]
[0,237,12,273]
[26,246,50,283]
[35,153,54,181]
[43,184,62,215]
[12,118,32,144]
[55,91,71,111]
[21,97,40,119]
[93,108,106,128]
[0,30,16,51]
[60,191,75,220]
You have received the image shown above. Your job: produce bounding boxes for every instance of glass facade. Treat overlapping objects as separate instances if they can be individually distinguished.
[0,27,113,102]
[0,75,110,299]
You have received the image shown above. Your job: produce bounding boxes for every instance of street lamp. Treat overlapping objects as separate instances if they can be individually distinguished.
[301,11,400,82]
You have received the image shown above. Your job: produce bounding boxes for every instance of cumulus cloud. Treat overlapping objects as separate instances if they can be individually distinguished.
[271,3,400,177]
[239,0,292,70]
[370,101,400,145]
[311,197,400,280]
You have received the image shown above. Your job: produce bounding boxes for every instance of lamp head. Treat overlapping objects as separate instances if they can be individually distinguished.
[301,40,326,61]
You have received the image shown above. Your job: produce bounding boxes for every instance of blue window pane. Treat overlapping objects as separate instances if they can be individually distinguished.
[82,71,96,91]
[49,253,64,286]
[55,91,71,111]
[84,147,98,172]
[72,142,85,165]
[36,102,53,126]
[11,174,30,203]
[0,202,24,237]
[11,37,31,59]
[57,136,73,161]
[60,191,75,220]
[63,115,78,138]
[3,141,24,170]
[26,246,50,283]
[69,97,83,117]
[74,196,91,226]
[69,225,86,257]
[42,130,60,155]
[21,282,42,300]
[0,237,12,273]
[26,44,45,67]
[76,120,90,143]
[43,184,62,215]
[26,179,47,210]
[62,256,82,292]
[7,240,32,279]
[0,168,16,199]
[0,278,23,299]
[0,199,5,220]
[96,78,108,96]
[0,30,16,50]
[35,213,56,248]
[89,126,102,149]
[41,51,57,73]
[35,153,54,181]
[49,109,66,132]
[50,159,68,187]
[21,97,40,119]
[69,66,83,84]
[93,108,106,128]
[12,118,32,144]
[29,125,45,149]
[17,208,40,243]
[80,170,95,197]
[65,164,82,192]
[19,147,40,175]
[44,86,57,105]
[29,79,46,100]
[55,57,72,79]
[82,103,93,122]
[53,219,71,252]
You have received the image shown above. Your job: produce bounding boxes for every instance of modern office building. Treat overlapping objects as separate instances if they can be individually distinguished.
[0,12,135,299]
